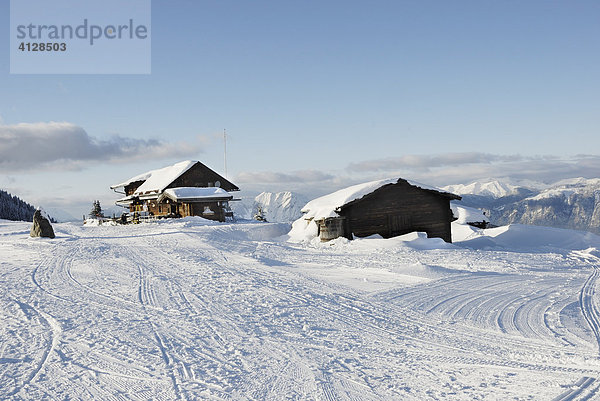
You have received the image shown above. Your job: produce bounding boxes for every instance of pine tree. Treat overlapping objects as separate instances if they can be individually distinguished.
[89,200,104,219]
[254,206,267,222]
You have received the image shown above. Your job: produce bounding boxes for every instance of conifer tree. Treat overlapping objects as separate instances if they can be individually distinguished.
[89,200,104,219]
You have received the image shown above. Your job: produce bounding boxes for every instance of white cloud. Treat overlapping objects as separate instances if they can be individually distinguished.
[232,153,600,199]
[347,152,533,172]
[0,121,204,172]
[236,169,335,184]
[344,153,600,186]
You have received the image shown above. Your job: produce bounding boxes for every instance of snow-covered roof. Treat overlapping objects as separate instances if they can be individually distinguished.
[110,160,197,193]
[116,187,233,206]
[161,187,233,202]
[300,178,459,221]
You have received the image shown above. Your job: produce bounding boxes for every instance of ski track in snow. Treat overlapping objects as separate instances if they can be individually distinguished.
[551,251,600,401]
[2,220,600,399]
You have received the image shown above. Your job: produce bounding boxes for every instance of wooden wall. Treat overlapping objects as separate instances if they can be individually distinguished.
[129,200,226,222]
[188,202,226,222]
[339,182,456,242]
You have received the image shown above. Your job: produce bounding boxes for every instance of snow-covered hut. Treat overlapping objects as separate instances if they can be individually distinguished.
[290,178,461,243]
[110,160,239,222]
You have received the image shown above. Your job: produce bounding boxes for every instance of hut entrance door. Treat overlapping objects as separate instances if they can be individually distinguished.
[389,214,412,237]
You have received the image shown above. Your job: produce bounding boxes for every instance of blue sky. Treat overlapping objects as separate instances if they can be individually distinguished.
[1,0,599,219]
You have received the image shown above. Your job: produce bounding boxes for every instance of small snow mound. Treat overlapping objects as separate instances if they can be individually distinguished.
[451,222,481,242]
[306,231,454,251]
[288,216,319,243]
[385,231,455,250]
[164,216,222,228]
[451,204,489,225]
[83,219,118,226]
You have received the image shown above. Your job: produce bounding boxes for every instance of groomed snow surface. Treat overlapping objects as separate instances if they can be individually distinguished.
[2,218,600,400]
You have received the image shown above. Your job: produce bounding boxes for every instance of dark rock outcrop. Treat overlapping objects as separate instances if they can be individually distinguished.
[30,209,55,239]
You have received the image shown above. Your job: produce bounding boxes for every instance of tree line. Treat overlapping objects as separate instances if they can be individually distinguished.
[0,189,55,222]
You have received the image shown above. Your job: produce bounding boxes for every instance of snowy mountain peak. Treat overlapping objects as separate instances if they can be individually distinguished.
[253,191,308,223]
[442,180,522,198]
[526,178,600,201]
[230,191,309,223]
[551,177,600,189]
[255,191,294,209]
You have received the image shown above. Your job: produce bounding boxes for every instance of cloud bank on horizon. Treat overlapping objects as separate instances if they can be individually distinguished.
[0,121,203,172]
[2,120,599,209]
[235,152,600,195]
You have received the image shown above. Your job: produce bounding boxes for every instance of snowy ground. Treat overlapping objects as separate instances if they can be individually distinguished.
[2,218,600,400]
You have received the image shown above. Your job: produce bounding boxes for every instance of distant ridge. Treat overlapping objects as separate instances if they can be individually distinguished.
[443,180,522,198]
[0,189,37,222]
[445,178,600,234]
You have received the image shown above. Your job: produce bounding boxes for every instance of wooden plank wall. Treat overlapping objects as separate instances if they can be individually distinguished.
[340,183,454,242]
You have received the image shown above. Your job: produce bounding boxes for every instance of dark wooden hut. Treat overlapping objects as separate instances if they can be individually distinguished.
[313,178,461,243]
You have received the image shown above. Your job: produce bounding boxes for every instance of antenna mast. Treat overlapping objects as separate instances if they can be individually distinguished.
[223,129,228,178]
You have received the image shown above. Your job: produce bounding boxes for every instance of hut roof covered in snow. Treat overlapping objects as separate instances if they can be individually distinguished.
[300,178,459,222]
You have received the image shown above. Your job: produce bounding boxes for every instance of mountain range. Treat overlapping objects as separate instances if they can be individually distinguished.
[443,178,600,234]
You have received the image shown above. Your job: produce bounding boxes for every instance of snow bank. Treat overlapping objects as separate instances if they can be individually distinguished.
[455,223,600,252]
[288,215,320,243]
[348,232,455,251]
[83,218,118,226]
[294,231,455,252]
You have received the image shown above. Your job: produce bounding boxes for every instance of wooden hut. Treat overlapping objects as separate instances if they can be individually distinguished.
[110,160,239,222]
[305,178,461,243]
